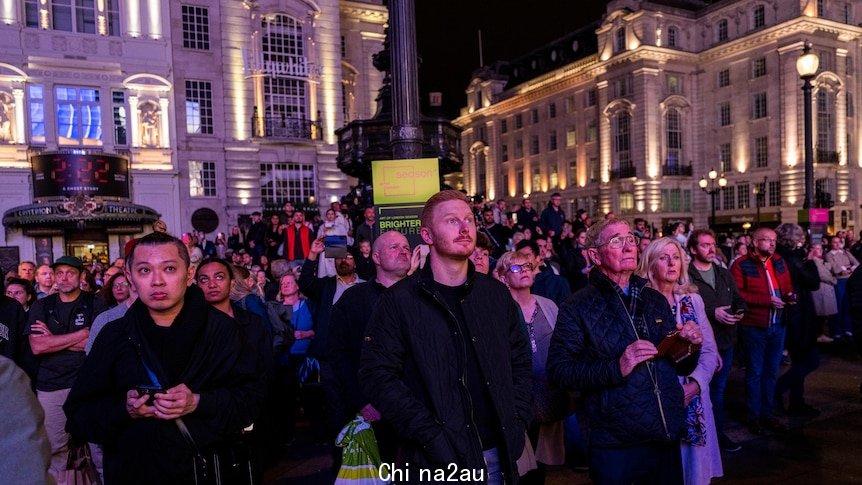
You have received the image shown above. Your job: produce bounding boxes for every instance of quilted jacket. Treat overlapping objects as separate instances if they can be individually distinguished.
[547,269,696,448]
[359,261,533,484]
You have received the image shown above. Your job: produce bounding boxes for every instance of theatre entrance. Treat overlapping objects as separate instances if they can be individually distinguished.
[65,229,109,267]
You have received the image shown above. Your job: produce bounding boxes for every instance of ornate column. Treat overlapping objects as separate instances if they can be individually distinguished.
[158,98,170,148]
[129,95,140,147]
[12,88,25,144]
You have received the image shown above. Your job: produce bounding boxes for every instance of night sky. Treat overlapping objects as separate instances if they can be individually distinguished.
[414,1,612,118]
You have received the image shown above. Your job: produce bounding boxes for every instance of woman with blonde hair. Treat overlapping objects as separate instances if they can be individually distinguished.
[637,238,722,485]
[494,251,567,483]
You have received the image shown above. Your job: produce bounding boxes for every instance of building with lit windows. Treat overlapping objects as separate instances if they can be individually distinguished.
[455,0,862,234]
[0,0,385,266]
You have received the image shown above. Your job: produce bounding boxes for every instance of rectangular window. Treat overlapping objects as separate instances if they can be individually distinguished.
[769,180,781,206]
[738,183,750,209]
[818,0,825,17]
[501,144,509,162]
[719,143,732,172]
[569,160,578,185]
[619,192,634,214]
[181,5,210,50]
[847,56,854,76]
[24,0,38,27]
[848,93,855,117]
[503,173,509,195]
[548,103,556,119]
[531,167,541,192]
[476,125,486,143]
[566,127,576,147]
[105,0,120,36]
[660,189,691,212]
[530,135,540,155]
[718,69,730,88]
[753,5,765,29]
[666,74,681,94]
[752,57,767,78]
[260,162,315,206]
[550,164,559,189]
[719,102,731,126]
[516,170,524,196]
[501,119,508,134]
[586,89,597,107]
[51,0,96,34]
[55,86,102,146]
[530,109,539,124]
[189,160,217,197]
[185,80,213,135]
[514,114,523,129]
[586,119,597,142]
[112,90,127,146]
[341,35,346,58]
[754,136,768,168]
[548,131,557,151]
[614,76,633,98]
[565,96,576,113]
[28,85,45,144]
[515,140,524,159]
[752,92,768,119]
[723,186,735,210]
[718,19,728,42]
[588,157,598,183]
[846,3,853,24]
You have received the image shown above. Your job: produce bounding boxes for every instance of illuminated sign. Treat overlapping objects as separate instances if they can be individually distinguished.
[31,153,130,199]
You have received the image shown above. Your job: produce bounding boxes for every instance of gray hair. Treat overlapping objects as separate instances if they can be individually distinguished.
[774,223,805,248]
[585,219,631,248]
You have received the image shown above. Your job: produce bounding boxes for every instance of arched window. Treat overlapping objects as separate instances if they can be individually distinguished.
[615,112,631,170]
[816,90,835,156]
[666,108,682,168]
[261,14,307,121]
[667,27,678,48]
[615,28,626,53]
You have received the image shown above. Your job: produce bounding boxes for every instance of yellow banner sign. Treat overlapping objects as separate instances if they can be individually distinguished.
[372,158,440,205]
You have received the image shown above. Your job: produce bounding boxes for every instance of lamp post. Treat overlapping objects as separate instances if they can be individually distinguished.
[797,41,819,210]
[699,168,727,228]
[753,176,767,229]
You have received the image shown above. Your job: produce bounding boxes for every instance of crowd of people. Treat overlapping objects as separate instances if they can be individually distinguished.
[1,190,861,484]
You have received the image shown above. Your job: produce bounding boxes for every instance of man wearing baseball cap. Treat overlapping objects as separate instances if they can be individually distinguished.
[26,255,100,483]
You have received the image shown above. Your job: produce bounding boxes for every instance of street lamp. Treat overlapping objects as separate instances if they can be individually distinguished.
[699,168,727,227]
[753,176,767,229]
[797,41,819,210]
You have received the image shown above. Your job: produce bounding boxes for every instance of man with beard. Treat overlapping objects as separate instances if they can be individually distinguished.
[479,208,512,259]
[687,229,746,452]
[284,211,314,263]
[65,232,265,484]
[299,236,365,442]
[328,231,412,462]
[354,206,379,247]
[730,227,792,435]
[360,190,532,484]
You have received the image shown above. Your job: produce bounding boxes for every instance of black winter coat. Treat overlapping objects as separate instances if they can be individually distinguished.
[687,263,747,351]
[64,286,267,484]
[359,262,532,484]
[547,269,697,448]
[776,244,820,356]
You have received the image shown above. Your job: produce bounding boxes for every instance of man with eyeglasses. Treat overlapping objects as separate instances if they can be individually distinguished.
[687,229,747,452]
[360,190,532,484]
[730,227,792,435]
[547,219,703,484]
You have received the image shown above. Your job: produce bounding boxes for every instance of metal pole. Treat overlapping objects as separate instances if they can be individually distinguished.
[389,0,423,159]
[755,192,761,229]
[710,190,716,228]
[802,76,814,209]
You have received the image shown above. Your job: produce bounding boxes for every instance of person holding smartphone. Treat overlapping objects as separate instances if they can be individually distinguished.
[687,229,747,452]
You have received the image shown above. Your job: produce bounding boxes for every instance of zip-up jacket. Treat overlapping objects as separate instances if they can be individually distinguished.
[359,262,532,484]
[730,252,793,328]
[687,262,747,351]
[546,269,696,448]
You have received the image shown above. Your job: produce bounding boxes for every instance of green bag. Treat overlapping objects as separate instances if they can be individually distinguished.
[334,416,389,484]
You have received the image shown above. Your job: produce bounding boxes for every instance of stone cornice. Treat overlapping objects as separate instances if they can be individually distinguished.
[340,1,388,25]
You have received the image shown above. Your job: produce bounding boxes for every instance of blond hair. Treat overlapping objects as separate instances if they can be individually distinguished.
[636,237,698,294]
[493,251,530,280]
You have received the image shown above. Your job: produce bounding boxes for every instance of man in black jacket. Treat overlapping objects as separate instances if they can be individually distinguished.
[328,230,412,461]
[687,228,746,452]
[360,190,532,484]
[65,232,265,484]
[547,219,702,484]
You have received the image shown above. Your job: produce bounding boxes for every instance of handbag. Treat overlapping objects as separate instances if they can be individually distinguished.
[176,418,255,485]
[655,329,701,363]
[66,439,102,485]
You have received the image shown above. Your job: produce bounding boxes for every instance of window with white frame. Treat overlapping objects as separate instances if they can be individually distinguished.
[723,186,735,210]
[26,0,118,34]
[737,183,750,209]
[666,74,681,94]
[550,164,559,189]
[260,162,315,206]
[189,160,217,197]
[619,192,634,214]
[566,127,576,147]
[182,5,210,50]
[666,108,682,167]
[185,80,213,135]
[262,15,308,121]
[531,167,541,193]
[754,136,768,168]
[28,85,45,144]
[768,180,781,206]
[817,90,835,152]
[752,92,768,119]
[614,112,632,169]
[753,4,766,29]
[719,143,732,172]
[55,86,102,146]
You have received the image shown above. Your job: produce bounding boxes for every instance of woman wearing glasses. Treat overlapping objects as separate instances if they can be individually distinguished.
[638,238,722,485]
[98,272,131,309]
[494,251,567,484]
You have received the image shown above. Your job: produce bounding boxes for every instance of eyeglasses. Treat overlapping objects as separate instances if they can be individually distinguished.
[595,234,639,249]
[508,263,534,274]
[112,282,130,289]
[756,238,776,243]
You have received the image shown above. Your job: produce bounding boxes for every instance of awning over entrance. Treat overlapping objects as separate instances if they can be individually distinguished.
[3,195,160,235]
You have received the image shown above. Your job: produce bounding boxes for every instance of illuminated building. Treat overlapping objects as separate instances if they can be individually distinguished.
[0,0,386,264]
[455,0,862,233]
